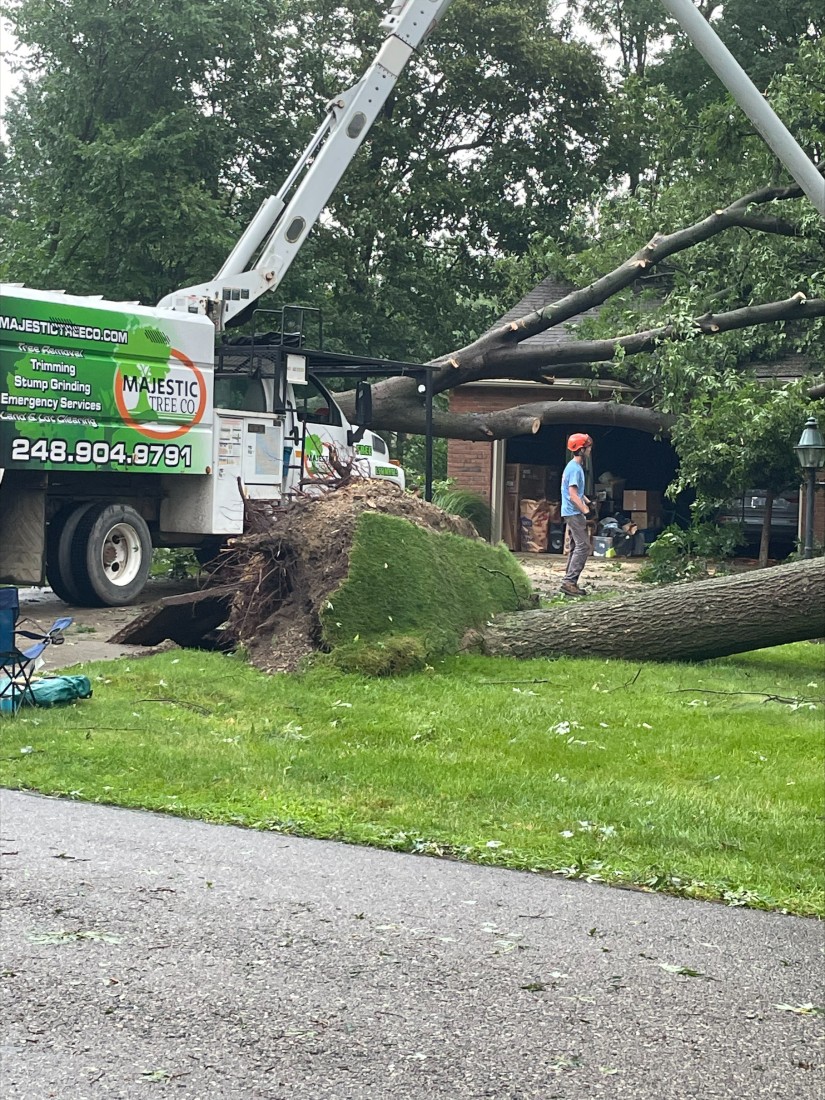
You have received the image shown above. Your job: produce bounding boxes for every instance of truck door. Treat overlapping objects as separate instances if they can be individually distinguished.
[286,376,353,493]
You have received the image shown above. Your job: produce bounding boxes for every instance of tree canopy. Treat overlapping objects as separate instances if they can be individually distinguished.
[1,0,822,478]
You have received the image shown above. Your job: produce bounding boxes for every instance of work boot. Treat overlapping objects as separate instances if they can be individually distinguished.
[559,580,585,597]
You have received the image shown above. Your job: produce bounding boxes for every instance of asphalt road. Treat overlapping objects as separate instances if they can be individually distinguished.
[0,790,822,1099]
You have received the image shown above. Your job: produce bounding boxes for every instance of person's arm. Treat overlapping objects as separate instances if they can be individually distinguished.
[568,485,589,515]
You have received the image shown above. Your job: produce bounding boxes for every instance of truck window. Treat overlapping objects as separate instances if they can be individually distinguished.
[292,378,342,427]
[215,377,266,412]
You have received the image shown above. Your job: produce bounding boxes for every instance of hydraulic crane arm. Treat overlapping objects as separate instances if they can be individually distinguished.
[157,0,457,330]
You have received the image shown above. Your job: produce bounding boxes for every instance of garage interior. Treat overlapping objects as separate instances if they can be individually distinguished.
[492,423,686,556]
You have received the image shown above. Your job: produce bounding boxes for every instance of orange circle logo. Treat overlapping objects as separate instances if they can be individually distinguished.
[114,348,208,440]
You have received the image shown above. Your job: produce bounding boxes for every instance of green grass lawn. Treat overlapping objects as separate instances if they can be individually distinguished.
[1,643,823,915]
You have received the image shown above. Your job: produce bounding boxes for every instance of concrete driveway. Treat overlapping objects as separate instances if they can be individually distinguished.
[17,581,198,666]
[1,790,822,1099]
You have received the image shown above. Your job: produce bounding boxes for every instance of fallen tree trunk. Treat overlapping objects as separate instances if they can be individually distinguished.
[480,558,825,662]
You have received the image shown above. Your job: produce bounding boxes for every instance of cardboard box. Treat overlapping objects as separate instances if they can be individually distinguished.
[623,489,663,511]
[505,464,561,501]
[503,465,560,549]
[519,498,550,553]
[631,510,662,530]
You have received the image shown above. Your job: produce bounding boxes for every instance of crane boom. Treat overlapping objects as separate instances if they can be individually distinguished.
[157,0,457,329]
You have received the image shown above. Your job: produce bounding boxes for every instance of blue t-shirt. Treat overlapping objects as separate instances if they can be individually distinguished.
[561,459,585,517]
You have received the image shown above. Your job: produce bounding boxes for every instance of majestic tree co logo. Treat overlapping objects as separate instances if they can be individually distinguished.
[114,348,208,440]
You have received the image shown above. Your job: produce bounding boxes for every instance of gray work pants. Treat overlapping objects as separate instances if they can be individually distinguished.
[563,514,590,585]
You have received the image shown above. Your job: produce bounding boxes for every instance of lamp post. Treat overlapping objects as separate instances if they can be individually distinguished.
[794,416,825,559]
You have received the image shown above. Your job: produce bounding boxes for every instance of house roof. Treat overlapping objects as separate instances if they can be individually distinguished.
[489,276,603,350]
[751,353,818,383]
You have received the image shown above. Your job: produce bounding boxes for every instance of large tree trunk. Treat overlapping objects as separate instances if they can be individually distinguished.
[480,558,825,662]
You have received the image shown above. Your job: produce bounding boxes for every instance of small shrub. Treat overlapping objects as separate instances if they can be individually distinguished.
[430,481,492,539]
[639,522,741,585]
[151,548,198,580]
[326,635,428,676]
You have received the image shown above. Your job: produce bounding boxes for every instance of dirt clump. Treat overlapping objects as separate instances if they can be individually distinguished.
[213,481,479,672]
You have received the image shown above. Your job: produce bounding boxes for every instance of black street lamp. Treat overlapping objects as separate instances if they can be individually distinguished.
[794,416,825,559]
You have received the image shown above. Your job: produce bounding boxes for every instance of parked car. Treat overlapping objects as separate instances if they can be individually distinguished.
[717,488,799,551]
[355,430,406,490]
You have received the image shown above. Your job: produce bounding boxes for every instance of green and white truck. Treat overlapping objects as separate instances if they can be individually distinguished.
[0,0,449,606]
[0,285,400,605]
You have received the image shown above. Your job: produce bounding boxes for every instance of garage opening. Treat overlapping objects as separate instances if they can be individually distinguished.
[500,423,686,556]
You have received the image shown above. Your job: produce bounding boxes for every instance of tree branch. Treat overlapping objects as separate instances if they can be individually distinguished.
[447,295,825,378]
[337,391,673,441]
[431,177,820,379]
[727,212,807,237]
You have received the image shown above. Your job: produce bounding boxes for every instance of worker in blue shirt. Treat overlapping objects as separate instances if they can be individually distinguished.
[560,433,593,597]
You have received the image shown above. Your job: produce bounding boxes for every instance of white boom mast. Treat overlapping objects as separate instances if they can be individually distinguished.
[158,0,457,329]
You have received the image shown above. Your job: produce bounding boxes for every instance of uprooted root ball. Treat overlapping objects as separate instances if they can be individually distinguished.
[211,481,479,672]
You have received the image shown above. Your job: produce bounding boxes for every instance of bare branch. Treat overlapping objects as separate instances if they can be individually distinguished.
[353,394,673,441]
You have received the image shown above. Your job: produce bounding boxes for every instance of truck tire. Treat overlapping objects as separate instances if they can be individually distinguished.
[45,503,96,604]
[71,504,152,607]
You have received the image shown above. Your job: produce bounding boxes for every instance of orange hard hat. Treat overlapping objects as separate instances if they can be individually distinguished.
[567,432,593,453]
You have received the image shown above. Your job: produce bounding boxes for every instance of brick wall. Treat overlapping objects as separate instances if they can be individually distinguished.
[447,384,567,504]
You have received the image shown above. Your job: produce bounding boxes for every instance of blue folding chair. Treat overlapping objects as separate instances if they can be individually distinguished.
[0,589,73,715]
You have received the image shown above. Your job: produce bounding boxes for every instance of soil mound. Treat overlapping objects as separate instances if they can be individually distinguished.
[216,481,479,672]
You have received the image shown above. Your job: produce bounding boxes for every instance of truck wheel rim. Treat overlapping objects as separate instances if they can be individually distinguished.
[99,523,143,587]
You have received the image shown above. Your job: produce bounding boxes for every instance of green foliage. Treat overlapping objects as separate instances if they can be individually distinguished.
[430,480,492,539]
[150,548,198,580]
[670,382,815,520]
[0,0,280,300]
[320,511,532,657]
[639,522,743,585]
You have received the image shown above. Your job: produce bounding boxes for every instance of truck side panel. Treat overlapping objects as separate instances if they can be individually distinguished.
[0,475,45,584]
[0,287,214,478]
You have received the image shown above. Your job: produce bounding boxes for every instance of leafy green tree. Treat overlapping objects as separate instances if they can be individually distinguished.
[0,0,289,300]
[0,0,609,361]
[669,381,815,564]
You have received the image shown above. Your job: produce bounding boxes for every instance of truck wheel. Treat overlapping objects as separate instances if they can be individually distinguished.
[45,503,96,604]
[71,504,152,607]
